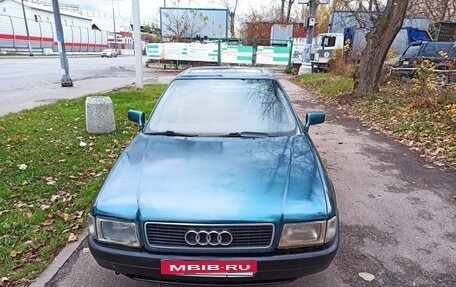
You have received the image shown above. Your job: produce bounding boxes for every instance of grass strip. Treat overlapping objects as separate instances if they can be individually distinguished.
[0,84,166,286]
[295,73,456,166]
[295,72,354,98]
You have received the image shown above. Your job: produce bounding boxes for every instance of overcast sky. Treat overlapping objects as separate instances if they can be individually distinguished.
[58,0,264,24]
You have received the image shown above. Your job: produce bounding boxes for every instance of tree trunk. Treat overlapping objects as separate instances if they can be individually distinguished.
[286,0,295,23]
[353,0,409,98]
[229,12,235,37]
[280,0,286,23]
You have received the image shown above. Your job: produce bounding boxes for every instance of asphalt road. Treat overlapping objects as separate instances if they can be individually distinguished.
[0,55,137,93]
[44,73,456,287]
[0,55,173,116]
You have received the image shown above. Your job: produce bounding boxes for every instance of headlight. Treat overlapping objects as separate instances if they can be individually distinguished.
[88,213,97,238]
[89,215,140,247]
[278,216,337,249]
[325,216,338,243]
[314,53,319,61]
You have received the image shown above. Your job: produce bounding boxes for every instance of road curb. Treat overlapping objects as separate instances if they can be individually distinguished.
[29,231,88,287]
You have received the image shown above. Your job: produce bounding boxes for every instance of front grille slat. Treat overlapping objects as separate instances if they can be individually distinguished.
[145,222,274,250]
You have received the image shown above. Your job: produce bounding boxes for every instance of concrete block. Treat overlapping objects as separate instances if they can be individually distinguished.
[85,96,116,134]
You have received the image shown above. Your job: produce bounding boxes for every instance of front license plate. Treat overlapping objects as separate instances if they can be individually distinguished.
[161,260,257,277]
[402,60,409,65]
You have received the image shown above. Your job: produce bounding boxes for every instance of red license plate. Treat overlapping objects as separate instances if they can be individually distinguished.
[161,260,257,277]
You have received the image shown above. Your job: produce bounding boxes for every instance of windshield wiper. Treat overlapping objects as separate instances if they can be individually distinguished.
[225,132,269,138]
[145,130,198,137]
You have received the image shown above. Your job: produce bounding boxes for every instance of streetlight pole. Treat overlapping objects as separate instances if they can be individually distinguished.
[132,0,143,88]
[298,0,318,74]
[20,0,33,56]
[112,0,117,50]
[51,0,73,87]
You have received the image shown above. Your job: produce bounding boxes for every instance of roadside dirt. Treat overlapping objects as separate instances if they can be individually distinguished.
[278,73,456,287]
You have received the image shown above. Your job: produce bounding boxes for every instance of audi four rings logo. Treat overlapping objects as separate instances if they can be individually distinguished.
[184,230,233,246]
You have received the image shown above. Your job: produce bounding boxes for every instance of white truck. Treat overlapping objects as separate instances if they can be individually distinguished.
[308,26,432,72]
[309,33,345,72]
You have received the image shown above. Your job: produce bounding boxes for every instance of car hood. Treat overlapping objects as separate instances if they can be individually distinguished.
[94,133,328,223]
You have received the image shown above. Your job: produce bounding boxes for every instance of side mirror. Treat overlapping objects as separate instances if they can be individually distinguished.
[305,111,325,131]
[128,110,145,129]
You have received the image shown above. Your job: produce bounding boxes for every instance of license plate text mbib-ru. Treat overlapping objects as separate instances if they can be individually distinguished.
[161,260,257,276]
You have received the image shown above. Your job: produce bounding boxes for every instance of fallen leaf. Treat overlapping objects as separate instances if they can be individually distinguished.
[42,219,54,226]
[45,177,57,185]
[40,204,51,210]
[83,247,90,254]
[79,141,87,147]
[359,272,375,282]
[1,277,9,282]
[12,263,25,271]
[10,250,17,258]
[18,164,28,170]
[68,233,78,242]
[14,202,27,208]
[61,213,70,221]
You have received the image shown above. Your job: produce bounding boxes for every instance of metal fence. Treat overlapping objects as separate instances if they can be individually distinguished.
[146,38,302,71]
[0,15,108,52]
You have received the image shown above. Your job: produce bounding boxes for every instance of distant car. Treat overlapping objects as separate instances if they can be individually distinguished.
[88,67,339,285]
[397,41,456,84]
[101,49,118,58]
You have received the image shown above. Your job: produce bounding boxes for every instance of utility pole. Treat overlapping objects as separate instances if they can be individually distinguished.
[112,0,117,50]
[20,0,33,56]
[132,0,143,88]
[51,0,73,87]
[298,0,318,74]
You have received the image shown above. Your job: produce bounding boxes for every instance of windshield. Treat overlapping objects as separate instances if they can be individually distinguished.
[421,42,454,57]
[145,79,297,136]
[402,45,420,58]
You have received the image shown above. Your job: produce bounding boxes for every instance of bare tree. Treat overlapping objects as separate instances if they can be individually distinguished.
[278,0,296,23]
[280,0,286,23]
[240,5,285,45]
[217,0,239,38]
[407,0,456,23]
[353,0,410,97]
[286,0,296,23]
[162,8,209,41]
[316,6,330,34]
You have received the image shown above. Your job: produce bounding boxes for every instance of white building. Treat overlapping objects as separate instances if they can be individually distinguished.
[0,0,136,52]
[0,0,92,27]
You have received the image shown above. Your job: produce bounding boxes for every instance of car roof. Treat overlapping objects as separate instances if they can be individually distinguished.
[410,41,455,46]
[175,66,276,80]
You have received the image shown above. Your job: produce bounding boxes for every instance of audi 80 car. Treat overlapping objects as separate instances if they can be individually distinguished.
[88,67,339,285]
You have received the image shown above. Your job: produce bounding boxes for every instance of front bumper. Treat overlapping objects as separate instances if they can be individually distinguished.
[88,234,338,285]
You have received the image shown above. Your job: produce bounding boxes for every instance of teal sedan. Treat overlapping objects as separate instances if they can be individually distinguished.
[88,67,338,285]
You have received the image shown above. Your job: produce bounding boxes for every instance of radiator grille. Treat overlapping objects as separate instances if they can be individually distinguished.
[145,222,274,250]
